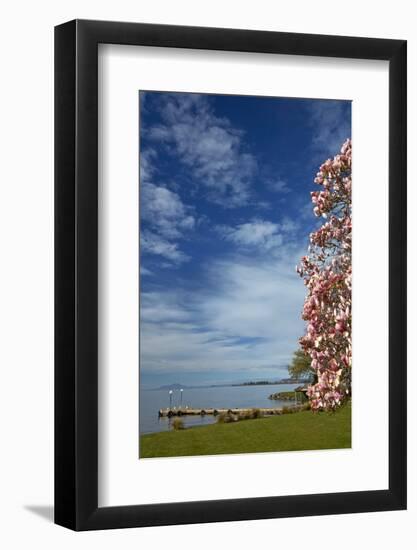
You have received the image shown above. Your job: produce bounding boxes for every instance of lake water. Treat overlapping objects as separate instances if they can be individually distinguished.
[139,383,301,434]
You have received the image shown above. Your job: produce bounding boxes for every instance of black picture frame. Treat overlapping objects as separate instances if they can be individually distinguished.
[55,19,407,531]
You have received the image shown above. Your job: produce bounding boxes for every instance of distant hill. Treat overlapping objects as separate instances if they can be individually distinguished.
[157,383,188,390]
[232,378,311,386]
[152,378,311,391]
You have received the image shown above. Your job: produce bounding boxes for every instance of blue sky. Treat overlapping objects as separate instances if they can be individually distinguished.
[139,91,351,388]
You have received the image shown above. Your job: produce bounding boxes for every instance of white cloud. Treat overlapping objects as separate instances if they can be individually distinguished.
[139,148,156,182]
[140,230,189,264]
[217,218,299,253]
[203,256,304,342]
[140,249,306,377]
[140,266,153,276]
[141,291,191,323]
[141,181,195,239]
[279,217,299,233]
[140,144,196,265]
[147,93,257,207]
[219,220,283,251]
[267,179,291,194]
[308,100,351,160]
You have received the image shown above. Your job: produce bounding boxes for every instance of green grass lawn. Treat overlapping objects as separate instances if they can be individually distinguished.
[140,402,351,458]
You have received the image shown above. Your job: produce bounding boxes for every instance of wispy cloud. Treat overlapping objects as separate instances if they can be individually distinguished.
[141,229,189,265]
[308,100,351,161]
[139,148,156,182]
[140,250,305,378]
[217,218,299,254]
[146,93,257,207]
[141,182,195,240]
[140,143,195,265]
[218,220,283,251]
[140,266,153,276]
[267,178,291,194]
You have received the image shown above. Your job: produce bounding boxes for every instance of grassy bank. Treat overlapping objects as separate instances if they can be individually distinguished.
[140,402,351,458]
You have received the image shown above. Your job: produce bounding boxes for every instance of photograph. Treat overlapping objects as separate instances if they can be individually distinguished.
[138,91,352,459]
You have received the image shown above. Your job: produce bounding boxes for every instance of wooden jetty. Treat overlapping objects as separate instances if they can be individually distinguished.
[158,407,286,418]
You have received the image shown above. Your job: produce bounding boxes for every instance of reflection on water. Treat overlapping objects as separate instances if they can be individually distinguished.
[140,383,301,434]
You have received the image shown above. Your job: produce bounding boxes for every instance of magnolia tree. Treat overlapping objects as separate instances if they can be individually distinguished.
[297,139,352,411]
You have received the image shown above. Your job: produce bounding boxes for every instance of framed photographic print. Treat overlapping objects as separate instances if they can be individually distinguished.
[55,19,407,530]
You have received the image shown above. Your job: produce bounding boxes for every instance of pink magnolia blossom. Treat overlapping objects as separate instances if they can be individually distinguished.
[297,139,352,411]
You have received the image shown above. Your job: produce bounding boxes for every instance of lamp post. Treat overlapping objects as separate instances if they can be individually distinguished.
[180,388,183,409]
[169,390,173,410]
